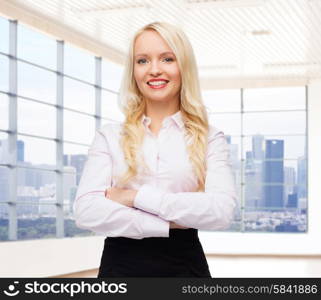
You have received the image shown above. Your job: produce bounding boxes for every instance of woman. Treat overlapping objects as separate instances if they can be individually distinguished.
[74,22,236,277]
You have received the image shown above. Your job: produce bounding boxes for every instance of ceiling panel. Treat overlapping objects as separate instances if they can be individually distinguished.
[2,0,321,82]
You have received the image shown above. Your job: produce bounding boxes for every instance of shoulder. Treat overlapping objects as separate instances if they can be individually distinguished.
[207,124,230,157]
[208,124,226,142]
[98,121,123,137]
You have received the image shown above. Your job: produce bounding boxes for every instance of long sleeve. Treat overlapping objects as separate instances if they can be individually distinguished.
[73,127,170,239]
[133,129,237,230]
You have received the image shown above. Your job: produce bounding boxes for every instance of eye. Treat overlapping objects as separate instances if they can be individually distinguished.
[163,57,174,62]
[137,58,148,64]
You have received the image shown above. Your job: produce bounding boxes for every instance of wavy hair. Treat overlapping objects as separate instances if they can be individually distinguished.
[117,22,209,192]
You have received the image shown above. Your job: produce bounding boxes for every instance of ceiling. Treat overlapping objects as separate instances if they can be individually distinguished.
[1,0,321,87]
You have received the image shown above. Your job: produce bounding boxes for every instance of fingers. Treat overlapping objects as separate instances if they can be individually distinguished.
[105,188,110,198]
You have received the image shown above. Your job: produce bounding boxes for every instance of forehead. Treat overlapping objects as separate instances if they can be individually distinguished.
[134,30,172,55]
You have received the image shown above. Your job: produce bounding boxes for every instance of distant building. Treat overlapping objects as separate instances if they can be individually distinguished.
[297,155,307,199]
[284,166,296,206]
[287,193,298,209]
[264,139,284,210]
[64,154,87,185]
[17,140,25,162]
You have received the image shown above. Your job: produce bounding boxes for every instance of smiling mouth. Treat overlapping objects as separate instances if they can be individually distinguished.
[147,80,169,86]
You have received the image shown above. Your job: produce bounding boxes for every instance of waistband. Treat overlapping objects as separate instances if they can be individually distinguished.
[106,228,198,244]
[168,228,198,239]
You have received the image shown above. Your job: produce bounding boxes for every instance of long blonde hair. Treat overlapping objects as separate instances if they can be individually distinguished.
[117,22,209,192]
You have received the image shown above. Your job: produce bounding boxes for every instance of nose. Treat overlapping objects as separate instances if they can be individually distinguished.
[149,60,162,77]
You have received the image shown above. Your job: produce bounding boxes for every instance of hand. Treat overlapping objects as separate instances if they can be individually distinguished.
[170,221,189,229]
[105,187,137,208]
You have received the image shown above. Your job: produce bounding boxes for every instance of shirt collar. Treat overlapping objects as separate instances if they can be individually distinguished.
[141,110,184,129]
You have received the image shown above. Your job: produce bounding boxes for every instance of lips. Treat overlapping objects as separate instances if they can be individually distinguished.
[147,79,169,89]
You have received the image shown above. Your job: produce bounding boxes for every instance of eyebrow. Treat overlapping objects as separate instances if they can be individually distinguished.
[134,51,175,58]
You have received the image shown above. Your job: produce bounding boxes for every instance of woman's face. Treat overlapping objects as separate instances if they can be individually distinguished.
[133,30,181,105]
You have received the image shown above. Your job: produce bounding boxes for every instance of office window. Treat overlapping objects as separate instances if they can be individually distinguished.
[243,87,306,233]
[17,24,56,69]
[17,168,56,205]
[64,77,95,114]
[0,202,8,241]
[63,143,88,237]
[18,61,56,103]
[243,111,305,135]
[0,17,123,241]
[203,86,307,233]
[0,54,9,92]
[64,111,95,145]
[203,89,242,231]
[0,94,8,130]
[102,60,124,92]
[18,98,56,139]
[203,89,241,112]
[64,143,88,183]
[101,90,124,122]
[64,43,95,83]
[0,16,9,54]
[17,204,56,240]
[17,135,56,169]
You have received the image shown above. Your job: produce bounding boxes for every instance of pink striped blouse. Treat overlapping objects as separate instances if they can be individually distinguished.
[73,111,237,239]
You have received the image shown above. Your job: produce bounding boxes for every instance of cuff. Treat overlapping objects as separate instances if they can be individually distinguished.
[134,184,165,215]
[137,210,170,238]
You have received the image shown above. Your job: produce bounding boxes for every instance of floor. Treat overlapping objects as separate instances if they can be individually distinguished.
[54,255,321,278]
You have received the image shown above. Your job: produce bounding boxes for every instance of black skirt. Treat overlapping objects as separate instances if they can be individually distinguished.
[97,228,212,277]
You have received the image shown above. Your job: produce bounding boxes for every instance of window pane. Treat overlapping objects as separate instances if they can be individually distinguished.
[18,98,56,138]
[0,203,8,241]
[244,155,307,232]
[0,167,9,203]
[226,135,241,161]
[209,113,241,136]
[64,77,95,114]
[244,159,304,185]
[64,110,95,144]
[243,87,306,111]
[226,135,242,192]
[0,93,8,130]
[0,54,9,92]
[0,16,9,54]
[63,171,77,206]
[0,133,9,164]
[18,61,56,103]
[102,60,123,91]
[243,135,306,160]
[17,168,56,199]
[243,208,306,233]
[17,24,56,69]
[243,111,306,135]
[101,90,123,122]
[64,205,92,237]
[17,204,56,240]
[64,143,88,185]
[202,89,241,113]
[64,43,95,83]
[17,135,56,169]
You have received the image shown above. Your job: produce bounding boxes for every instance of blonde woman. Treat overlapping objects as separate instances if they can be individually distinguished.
[74,22,236,278]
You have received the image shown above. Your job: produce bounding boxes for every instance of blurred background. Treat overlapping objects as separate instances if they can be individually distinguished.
[0,0,320,278]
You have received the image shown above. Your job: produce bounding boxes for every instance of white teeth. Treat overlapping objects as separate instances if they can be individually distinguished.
[148,81,167,86]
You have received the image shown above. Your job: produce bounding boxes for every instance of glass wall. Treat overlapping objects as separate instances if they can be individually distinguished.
[203,86,307,233]
[0,17,124,241]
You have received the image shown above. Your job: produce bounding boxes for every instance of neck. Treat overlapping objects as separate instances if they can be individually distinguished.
[144,98,180,123]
